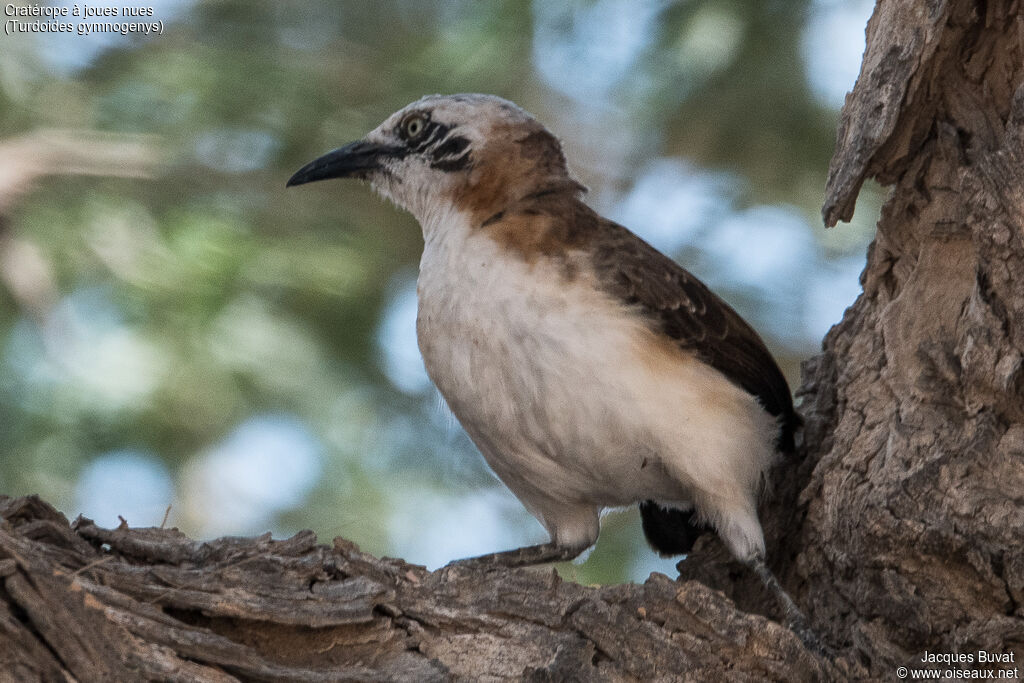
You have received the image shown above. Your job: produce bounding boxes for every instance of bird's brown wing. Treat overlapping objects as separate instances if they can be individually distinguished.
[589,218,798,444]
[516,197,800,557]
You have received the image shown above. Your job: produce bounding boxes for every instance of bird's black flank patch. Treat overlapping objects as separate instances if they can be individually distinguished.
[639,502,706,556]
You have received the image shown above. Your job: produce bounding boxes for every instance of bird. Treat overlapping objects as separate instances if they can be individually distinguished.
[288,94,814,644]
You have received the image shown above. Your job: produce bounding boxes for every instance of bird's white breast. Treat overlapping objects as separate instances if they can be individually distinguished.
[414,210,777,558]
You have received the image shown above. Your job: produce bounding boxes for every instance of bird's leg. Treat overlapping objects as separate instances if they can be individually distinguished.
[448,541,591,570]
[746,557,828,656]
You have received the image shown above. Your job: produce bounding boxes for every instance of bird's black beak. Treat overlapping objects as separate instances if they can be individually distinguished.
[286,140,401,187]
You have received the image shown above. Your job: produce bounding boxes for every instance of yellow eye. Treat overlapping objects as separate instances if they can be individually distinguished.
[402,115,427,140]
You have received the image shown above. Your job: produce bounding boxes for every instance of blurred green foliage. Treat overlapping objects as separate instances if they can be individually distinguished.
[0,0,877,584]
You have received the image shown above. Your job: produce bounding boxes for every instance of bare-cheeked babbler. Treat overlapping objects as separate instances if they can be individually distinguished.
[288,94,817,649]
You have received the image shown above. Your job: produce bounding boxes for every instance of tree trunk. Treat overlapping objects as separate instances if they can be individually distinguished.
[807,0,1024,671]
[2,0,1023,680]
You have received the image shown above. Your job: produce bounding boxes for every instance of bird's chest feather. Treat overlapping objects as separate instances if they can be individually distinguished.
[416,227,588,414]
[413,219,693,503]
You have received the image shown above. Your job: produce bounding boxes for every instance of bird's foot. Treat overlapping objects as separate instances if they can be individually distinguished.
[446,542,590,571]
[784,611,829,659]
[747,557,830,658]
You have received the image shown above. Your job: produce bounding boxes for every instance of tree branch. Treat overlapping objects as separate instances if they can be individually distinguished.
[0,495,834,681]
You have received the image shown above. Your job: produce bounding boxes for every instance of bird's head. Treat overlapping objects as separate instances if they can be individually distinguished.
[287,94,584,227]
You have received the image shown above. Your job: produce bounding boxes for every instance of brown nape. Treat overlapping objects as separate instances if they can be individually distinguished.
[452,120,590,261]
[449,119,584,224]
[480,197,599,263]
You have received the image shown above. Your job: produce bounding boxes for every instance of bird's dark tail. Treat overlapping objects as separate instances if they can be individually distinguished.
[639,501,706,556]
[642,408,801,557]
[776,409,803,454]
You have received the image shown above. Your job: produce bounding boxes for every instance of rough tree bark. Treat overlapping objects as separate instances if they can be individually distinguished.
[2,0,1023,680]
[806,0,1024,671]
[0,496,828,681]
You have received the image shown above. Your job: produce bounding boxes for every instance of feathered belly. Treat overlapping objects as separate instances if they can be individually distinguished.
[414,233,776,512]
[417,277,696,506]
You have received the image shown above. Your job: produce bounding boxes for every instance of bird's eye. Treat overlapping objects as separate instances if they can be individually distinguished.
[401,115,428,140]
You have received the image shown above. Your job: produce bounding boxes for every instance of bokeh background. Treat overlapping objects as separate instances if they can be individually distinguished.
[0,0,879,583]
